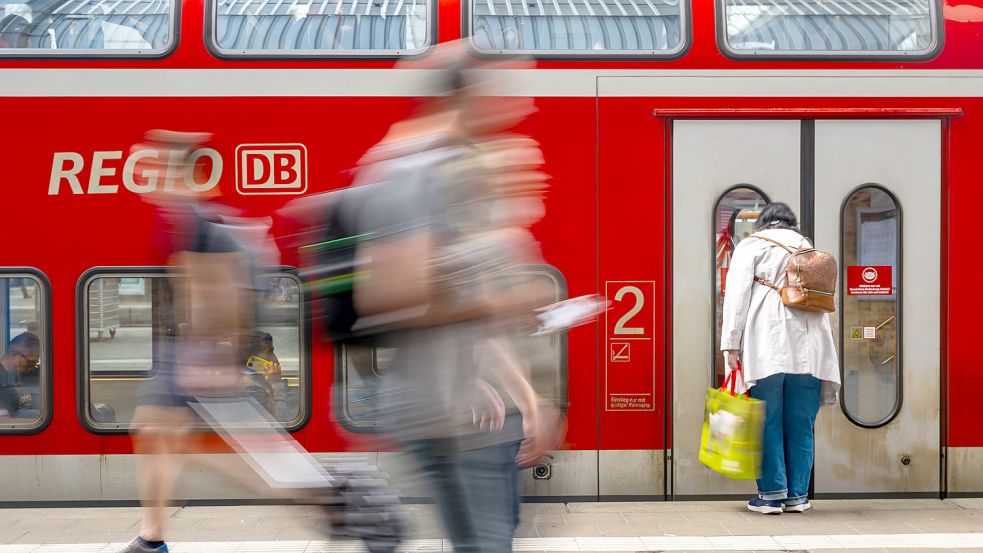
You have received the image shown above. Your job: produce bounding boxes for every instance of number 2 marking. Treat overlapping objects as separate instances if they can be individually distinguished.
[613,286,645,335]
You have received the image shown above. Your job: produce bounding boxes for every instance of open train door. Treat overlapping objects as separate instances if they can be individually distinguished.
[671,120,801,498]
[670,118,942,498]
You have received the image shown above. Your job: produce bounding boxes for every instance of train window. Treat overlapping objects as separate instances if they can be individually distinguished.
[718,0,942,59]
[81,270,309,433]
[0,0,176,56]
[0,271,50,434]
[337,265,568,431]
[207,0,432,57]
[468,0,687,56]
[840,185,901,428]
[712,186,768,388]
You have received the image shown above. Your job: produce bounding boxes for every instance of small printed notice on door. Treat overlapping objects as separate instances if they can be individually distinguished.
[847,266,893,296]
[605,281,655,412]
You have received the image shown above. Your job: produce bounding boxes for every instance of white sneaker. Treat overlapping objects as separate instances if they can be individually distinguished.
[784,501,811,513]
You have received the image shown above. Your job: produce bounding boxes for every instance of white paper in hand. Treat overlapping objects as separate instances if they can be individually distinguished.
[533,294,610,336]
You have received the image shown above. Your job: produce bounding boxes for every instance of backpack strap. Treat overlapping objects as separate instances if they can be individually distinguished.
[754,276,780,292]
[749,234,793,294]
[750,234,795,254]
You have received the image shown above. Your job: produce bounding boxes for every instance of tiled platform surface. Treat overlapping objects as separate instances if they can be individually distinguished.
[1,499,983,552]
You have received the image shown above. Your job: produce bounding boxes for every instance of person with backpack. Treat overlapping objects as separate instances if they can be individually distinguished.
[720,202,840,515]
[334,43,557,553]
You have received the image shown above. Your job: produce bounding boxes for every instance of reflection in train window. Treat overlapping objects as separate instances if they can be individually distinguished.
[82,272,307,431]
[840,186,901,427]
[713,186,768,387]
[209,0,431,56]
[0,273,48,433]
[469,0,686,56]
[0,0,176,55]
[337,265,568,431]
[719,0,941,59]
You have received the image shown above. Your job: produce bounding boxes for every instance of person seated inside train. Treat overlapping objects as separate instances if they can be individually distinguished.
[243,331,282,414]
[0,332,41,420]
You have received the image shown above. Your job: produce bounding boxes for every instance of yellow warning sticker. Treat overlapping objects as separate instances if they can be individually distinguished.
[850,327,863,340]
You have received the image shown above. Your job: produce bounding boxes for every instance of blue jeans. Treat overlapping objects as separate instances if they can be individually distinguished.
[405,438,521,553]
[460,441,522,552]
[749,373,821,505]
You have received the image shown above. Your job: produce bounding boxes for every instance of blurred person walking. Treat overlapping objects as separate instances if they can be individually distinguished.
[118,130,258,553]
[342,42,560,552]
[720,202,840,515]
[120,132,405,553]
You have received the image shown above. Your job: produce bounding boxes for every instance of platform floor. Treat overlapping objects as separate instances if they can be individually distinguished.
[1,499,983,552]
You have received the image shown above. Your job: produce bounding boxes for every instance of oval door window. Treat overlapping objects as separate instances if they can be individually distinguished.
[840,185,902,428]
[713,186,769,388]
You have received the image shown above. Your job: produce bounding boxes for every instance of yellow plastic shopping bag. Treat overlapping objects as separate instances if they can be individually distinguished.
[699,366,765,480]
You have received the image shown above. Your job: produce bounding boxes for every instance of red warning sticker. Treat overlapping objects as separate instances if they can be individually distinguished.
[847,266,893,296]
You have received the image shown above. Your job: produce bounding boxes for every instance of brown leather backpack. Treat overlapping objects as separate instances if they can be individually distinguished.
[751,234,837,313]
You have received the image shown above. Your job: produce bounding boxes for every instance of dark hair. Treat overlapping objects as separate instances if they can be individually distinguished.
[249,332,274,355]
[425,56,477,112]
[755,202,798,232]
[9,332,39,355]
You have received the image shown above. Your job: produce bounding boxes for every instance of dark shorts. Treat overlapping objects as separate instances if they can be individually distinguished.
[136,343,194,408]
[137,364,194,408]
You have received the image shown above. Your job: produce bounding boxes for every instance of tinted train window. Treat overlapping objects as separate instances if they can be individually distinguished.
[713,186,768,388]
[209,0,432,56]
[469,0,687,56]
[337,265,567,430]
[0,0,176,55]
[82,271,308,432]
[0,272,49,433]
[719,0,941,59]
[840,186,901,427]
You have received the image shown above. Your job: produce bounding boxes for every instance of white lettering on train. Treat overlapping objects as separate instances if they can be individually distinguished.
[186,149,223,192]
[49,152,85,195]
[122,150,159,193]
[48,149,223,196]
[88,151,123,194]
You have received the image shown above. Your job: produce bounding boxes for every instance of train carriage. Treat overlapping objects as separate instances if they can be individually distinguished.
[0,0,982,502]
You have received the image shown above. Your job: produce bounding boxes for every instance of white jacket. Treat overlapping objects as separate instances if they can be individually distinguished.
[720,228,841,404]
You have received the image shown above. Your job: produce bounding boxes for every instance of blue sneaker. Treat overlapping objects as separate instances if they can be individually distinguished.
[118,537,169,552]
[747,498,783,514]
[784,500,811,513]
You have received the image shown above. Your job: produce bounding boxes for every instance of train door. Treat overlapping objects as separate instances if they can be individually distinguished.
[671,120,800,497]
[812,120,941,496]
[670,119,942,497]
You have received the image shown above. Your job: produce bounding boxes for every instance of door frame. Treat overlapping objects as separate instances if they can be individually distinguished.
[661,108,958,499]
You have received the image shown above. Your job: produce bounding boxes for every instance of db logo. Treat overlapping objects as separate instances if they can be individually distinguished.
[235,144,307,195]
[862,267,878,283]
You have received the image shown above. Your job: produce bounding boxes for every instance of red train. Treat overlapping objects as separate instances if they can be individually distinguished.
[1,0,981,501]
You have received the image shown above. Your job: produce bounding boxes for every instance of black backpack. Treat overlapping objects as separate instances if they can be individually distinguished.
[298,191,368,342]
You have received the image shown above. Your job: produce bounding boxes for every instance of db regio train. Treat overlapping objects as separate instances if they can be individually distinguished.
[0,0,981,501]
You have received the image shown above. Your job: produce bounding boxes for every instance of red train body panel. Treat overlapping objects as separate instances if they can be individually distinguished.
[1,0,982,500]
